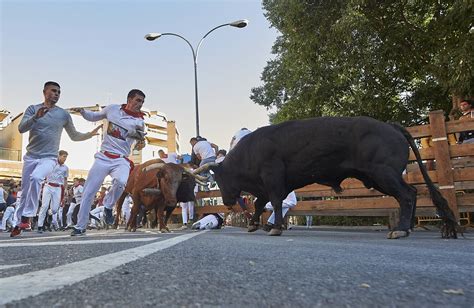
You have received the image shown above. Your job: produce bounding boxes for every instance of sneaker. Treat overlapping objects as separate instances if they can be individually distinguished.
[104,208,114,225]
[70,227,86,236]
[178,224,188,230]
[18,222,31,230]
[37,227,44,234]
[10,226,22,237]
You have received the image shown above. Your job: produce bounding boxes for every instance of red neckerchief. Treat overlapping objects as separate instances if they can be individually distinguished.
[121,104,145,119]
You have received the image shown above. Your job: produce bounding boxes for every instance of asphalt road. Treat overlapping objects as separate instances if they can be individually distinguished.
[0,226,472,307]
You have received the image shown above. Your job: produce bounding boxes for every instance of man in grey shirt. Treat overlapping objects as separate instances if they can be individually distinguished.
[10,81,101,237]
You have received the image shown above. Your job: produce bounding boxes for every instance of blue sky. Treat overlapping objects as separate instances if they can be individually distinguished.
[0,0,278,153]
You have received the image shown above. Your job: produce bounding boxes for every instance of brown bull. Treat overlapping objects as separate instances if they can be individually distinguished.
[113,159,206,232]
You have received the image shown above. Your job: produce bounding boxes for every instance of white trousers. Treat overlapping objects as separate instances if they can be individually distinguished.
[121,205,131,225]
[1,206,16,230]
[180,201,194,224]
[76,152,130,230]
[90,206,104,227]
[57,207,64,227]
[15,155,56,224]
[265,203,294,225]
[37,185,62,227]
[66,202,79,227]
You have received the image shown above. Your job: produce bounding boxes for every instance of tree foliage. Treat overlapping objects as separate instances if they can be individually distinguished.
[252,0,474,125]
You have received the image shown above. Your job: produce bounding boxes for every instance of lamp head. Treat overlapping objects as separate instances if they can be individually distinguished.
[229,19,249,28]
[145,33,162,41]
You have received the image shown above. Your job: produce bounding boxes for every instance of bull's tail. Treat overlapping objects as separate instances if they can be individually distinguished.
[391,123,457,238]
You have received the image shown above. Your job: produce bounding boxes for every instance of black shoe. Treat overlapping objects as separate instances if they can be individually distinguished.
[104,208,114,225]
[70,227,86,236]
[37,227,44,234]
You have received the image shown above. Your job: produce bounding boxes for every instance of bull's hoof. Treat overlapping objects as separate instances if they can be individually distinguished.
[268,228,282,236]
[247,224,259,232]
[386,230,409,239]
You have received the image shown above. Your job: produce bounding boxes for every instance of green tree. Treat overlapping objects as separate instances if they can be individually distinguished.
[252,0,474,125]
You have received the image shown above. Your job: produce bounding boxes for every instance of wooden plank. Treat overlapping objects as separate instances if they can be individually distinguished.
[453,168,474,181]
[446,118,474,134]
[428,111,458,220]
[406,124,431,138]
[408,148,434,161]
[449,143,474,158]
[404,170,438,184]
[451,157,474,168]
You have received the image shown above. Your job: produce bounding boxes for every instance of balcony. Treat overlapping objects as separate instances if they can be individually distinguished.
[0,147,21,161]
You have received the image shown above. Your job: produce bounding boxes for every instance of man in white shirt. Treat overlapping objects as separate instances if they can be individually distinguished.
[229,128,252,152]
[190,137,218,166]
[37,150,69,233]
[70,89,146,236]
[190,137,218,187]
[66,178,84,228]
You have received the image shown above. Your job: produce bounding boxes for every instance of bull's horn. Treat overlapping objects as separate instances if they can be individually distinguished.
[182,167,209,182]
[143,162,166,172]
[195,179,209,186]
[192,162,219,175]
[142,188,161,196]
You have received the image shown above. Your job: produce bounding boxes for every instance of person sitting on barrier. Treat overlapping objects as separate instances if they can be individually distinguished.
[190,136,219,191]
[158,149,180,164]
[191,213,224,230]
[458,99,474,144]
[229,128,252,151]
[262,191,297,231]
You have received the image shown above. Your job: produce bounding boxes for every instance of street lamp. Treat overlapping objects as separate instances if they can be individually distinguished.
[145,19,249,137]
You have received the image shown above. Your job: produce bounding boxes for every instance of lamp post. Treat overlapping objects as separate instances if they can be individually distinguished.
[145,19,249,137]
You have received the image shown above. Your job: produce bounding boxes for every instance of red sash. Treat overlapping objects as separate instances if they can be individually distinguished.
[102,151,135,174]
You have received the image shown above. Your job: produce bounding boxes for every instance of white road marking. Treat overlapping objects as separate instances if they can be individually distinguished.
[0,231,207,305]
[0,231,159,243]
[0,238,157,248]
[0,264,30,270]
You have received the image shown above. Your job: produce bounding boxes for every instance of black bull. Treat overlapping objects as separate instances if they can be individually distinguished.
[198,116,458,238]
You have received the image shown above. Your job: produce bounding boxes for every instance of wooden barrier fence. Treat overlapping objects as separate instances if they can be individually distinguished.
[172,111,474,228]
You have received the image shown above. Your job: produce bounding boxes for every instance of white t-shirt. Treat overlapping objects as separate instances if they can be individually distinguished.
[193,141,215,160]
[81,104,145,157]
[46,163,69,185]
[73,185,84,204]
[163,152,179,164]
[229,129,252,151]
